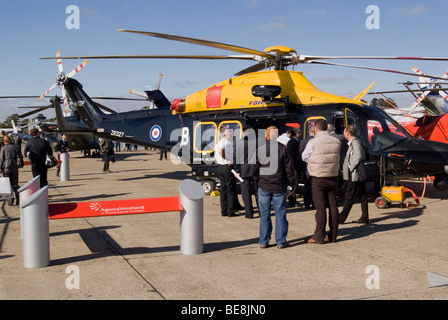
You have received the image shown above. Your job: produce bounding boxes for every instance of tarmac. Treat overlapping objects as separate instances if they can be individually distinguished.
[1,148,448,302]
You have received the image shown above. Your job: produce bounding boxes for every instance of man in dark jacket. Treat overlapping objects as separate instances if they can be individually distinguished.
[24,128,53,188]
[253,126,296,249]
[234,125,258,219]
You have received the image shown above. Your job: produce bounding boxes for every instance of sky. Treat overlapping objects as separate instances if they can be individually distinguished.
[1,0,448,123]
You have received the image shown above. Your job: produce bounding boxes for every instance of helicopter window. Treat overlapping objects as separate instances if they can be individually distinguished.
[333,117,345,135]
[367,118,408,151]
[344,110,362,140]
[303,117,325,138]
[193,122,217,154]
[218,121,242,141]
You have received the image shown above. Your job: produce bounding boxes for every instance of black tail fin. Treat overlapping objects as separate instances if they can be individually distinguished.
[52,96,67,130]
[65,78,105,128]
[145,90,171,108]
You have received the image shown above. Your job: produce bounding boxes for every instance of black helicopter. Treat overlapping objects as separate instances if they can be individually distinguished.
[11,53,148,157]
[41,30,448,192]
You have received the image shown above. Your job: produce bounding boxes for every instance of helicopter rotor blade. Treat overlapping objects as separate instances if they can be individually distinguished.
[234,61,272,76]
[39,30,448,81]
[408,66,448,112]
[309,60,448,81]
[409,90,431,112]
[117,29,274,60]
[66,60,89,78]
[412,66,448,79]
[39,83,58,101]
[155,73,163,90]
[0,96,42,99]
[128,90,148,99]
[61,86,70,115]
[56,50,64,74]
[302,55,448,63]
[56,51,70,115]
[41,54,259,61]
[367,87,448,94]
[93,102,118,114]
[18,105,53,118]
[90,96,147,101]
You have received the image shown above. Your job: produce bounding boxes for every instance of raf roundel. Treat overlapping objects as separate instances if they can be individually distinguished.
[150,125,162,142]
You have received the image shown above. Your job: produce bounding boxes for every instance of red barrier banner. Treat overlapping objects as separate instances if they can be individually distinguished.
[49,197,183,220]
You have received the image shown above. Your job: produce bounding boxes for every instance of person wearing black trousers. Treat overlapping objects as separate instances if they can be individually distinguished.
[215,128,236,217]
[338,125,369,224]
[286,127,302,207]
[234,125,258,219]
[24,128,53,188]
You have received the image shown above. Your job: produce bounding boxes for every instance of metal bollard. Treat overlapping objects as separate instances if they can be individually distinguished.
[178,179,205,255]
[17,176,41,239]
[21,186,50,269]
[60,152,70,181]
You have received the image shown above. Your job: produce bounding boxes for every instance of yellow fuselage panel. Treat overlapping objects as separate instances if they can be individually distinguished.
[178,70,358,114]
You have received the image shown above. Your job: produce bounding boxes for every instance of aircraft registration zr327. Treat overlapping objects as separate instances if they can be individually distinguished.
[41,30,448,192]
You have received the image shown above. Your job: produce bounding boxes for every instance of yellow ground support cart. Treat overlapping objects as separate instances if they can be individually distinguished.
[374,182,426,209]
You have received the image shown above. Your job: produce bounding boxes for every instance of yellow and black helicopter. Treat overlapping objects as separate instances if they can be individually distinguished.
[41,30,448,192]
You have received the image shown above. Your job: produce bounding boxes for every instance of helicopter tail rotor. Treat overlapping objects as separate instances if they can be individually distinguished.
[409,66,448,113]
[39,51,89,115]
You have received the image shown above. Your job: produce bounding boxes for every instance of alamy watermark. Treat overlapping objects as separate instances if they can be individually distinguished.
[365,5,380,30]
[366,265,380,289]
[66,265,80,289]
[66,5,80,30]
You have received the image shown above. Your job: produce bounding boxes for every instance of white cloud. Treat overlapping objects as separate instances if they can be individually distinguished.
[256,21,287,31]
[240,0,261,8]
[393,6,431,17]
[80,7,100,18]
[303,9,327,17]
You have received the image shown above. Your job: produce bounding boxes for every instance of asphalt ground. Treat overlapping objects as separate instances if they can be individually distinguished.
[1,148,447,306]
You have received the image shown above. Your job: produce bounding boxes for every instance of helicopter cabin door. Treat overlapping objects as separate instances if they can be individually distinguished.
[193,121,218,164]
[193,120,242,164]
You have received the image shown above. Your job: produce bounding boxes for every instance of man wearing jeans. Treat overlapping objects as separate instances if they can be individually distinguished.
[253,126,296,249]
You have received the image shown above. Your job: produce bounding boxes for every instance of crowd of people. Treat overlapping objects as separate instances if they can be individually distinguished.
[0,129,118,206]
[217,119,370,249]
[1,120,369,248]
[0,128,57,205]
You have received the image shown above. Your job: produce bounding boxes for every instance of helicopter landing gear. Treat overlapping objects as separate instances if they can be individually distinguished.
[201,180,216,195]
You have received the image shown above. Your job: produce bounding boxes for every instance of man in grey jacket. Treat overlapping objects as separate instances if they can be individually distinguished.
[338,125,369,224]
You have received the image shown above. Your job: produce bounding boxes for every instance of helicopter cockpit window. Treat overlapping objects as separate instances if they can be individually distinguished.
[194,122,217,154]
[367,117,409,151]
[344,110,362,139]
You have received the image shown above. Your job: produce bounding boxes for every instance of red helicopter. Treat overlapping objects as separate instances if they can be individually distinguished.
[369,66,448,144]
